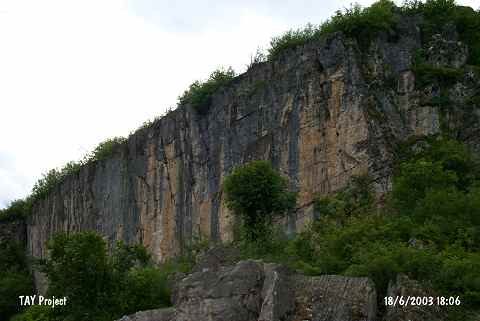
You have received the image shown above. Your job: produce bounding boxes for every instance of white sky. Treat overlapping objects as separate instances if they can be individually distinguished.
[0,0,478,208]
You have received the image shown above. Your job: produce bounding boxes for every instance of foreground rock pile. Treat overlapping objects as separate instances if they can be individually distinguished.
[117,260,377,321]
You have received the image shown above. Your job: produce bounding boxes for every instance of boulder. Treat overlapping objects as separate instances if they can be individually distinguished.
[115,260,378,321]
[293,274,377,321]
[175,260,377,321]
[383,274,444,321]
[175,260,264,321]
[192,245,241,273]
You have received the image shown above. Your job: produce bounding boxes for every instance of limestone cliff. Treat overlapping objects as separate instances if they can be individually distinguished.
[27,14,480,292]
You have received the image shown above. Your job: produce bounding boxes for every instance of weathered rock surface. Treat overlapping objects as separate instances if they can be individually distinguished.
[383,274,444,321]
[293,275,377,321]
[115,308,175,321]
[26,13,480,292]
[116,260,377,321]
[192,244,241,273]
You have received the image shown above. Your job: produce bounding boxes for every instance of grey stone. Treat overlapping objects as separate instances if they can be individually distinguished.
[173,260,377,321]
[175,260,264,321]
[192,245,241,273]
[383,274,444,321]
[115,308,175,321]
[294,275,377,321]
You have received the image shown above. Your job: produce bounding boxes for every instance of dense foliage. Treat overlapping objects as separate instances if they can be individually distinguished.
[178,67,236,113]
[233,138,480,320]
[268,0,398,59]
[404,0,480,66]
[0,240,33,320]
[10,232,173,321]
[223,160,297,244]
[0,199,32,223]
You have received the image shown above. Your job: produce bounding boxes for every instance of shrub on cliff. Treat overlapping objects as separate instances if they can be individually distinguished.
[404,0,480,66]
[178,67,236,113]
[83,136,126,163]
[224,160,297,245]
[268,0,480,65]
[268,0,397,59]
[26,136,127,204]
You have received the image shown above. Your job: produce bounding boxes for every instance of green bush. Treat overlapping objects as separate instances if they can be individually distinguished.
[10,305,54,321]
[232,138,480,319]
[268,23,321,60]
[0,199,32,222]
[405,0,480,66]
[268,0,398,59]
[321,0,398,47]
[314,174,374,218]
[224,160,296,243]
[178,67,236,113]
[0,241,33,320]
[268,0,479,65]
[412,63,463,89]
[119,267,171,315]
[38,231,173,321]
[83,137,126,163]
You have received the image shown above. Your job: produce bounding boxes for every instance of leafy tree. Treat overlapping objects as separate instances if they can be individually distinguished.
[39,231,172,321]
[41,232,114,320]
[314,174,375,218]
[0,199,32,222]
[223,160,296,242]
[0,241,33,320]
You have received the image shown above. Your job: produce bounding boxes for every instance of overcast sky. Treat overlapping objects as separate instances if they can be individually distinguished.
[0,0,478,208]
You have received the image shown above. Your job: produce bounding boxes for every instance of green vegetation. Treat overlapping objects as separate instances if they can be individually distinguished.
[178,67,236,113]
[0,199,32,222]
[30,137,126,202]
[10,232,175,321]
[225,138,480,320]
[0,136,128,222]
[83,137,126,163]
[268,0,398,59]
[413,63,463,89]
[223,160,296,245]
[314,174,375,218]
[404,0,480,66]
[0,240,33,320]
[268,0,480,63]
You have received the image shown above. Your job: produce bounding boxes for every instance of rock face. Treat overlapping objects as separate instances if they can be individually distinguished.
[116,260,377,321]
[115,308,175,321]
[27,14,480,292]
